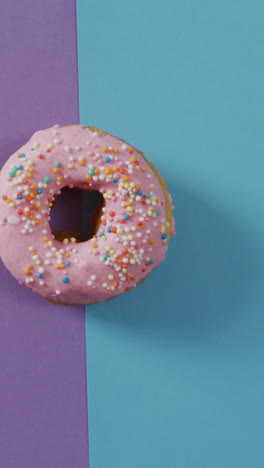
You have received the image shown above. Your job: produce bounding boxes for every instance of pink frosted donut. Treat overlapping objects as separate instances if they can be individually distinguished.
[0,124,175,304]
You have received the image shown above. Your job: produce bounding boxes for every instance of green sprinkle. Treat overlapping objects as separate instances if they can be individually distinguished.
[155,210,160,215]
[55,162,61,167]
[103,254,109,260]
[9,171,15,177]
[149,259,155,264]
[12,167,18,172]
[44,177,51,183]
[88,169,95,176]
[146,192,151,198]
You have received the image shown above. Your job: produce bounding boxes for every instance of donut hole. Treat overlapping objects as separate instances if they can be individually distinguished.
[50,186,105,243]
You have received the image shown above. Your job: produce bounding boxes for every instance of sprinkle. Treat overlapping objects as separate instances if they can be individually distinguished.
[62,276,70,283]
[55,162,61,167]
[44,177,51,184]
[124,214,130,220]
[161,233,167,240]
[65,261,71,266]
[149,259,155,264]
[104,156,111,162]
[88,169,95,175]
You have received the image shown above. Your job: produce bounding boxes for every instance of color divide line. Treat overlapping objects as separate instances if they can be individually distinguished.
[0,1,88,467]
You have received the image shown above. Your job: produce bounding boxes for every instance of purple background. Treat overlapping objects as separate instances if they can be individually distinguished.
[0,2,88,467]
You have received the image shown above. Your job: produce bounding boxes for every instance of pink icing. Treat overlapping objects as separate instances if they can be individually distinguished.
[0,124,174,304]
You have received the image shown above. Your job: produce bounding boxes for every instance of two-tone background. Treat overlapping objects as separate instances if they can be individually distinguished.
[1,1,264,467]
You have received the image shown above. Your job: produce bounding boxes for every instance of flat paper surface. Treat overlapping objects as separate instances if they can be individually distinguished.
[77,0,264,467]
[0,2,88,467]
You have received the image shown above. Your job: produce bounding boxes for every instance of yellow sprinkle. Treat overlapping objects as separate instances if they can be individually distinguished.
[52,130,58,136]
[147,210,153,216]
[105,246,111,251]
[113,148,119,153]
[108,274,114,280]
[28,160,34,166]
[34,141,39,148]
[9,203,15,208]
[68,164,74,169]
[127,235,133,241]
[47,241,53,247]
[160,225,165,233]
[127,206,133,212]
[109,249,115,255]
[43,236,49,242]
[47,143,53,149]
[28,246,34,251]
[117,228,123,234]
[63,238,69,244]
[71,237,76,243]
[35,260,41,265]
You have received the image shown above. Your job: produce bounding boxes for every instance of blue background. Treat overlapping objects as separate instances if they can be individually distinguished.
[77,1,264,467]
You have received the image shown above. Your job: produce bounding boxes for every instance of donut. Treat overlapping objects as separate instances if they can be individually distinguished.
[0,124,175,305]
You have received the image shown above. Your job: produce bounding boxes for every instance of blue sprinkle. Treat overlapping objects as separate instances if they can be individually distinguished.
[124,214,130,220]
[17,195,23,200]
[161,233,167,240]
[104,156,111,163]
[112,178,118,183]
[65,261,71,267]
[99,232,105,237]
[136,190,143,196]
[37,189,43,194]
[107,227,111,233]
[17,165,24,170]
[37,273,43,278]
[20,153,25,158]
[62,276,70,283]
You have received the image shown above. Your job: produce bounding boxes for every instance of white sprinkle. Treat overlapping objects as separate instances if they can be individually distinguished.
[121,144,128,150]
[64,145,70,152]
[91,274,97,280]
[55,290,61,295]
[7,216,20,225]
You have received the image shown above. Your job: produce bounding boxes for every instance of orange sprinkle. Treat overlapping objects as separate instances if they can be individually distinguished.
[104,168,112,175]
[123,176,130,182]
[113,148,119,153]
[85,175,92,180]
[130,156,137,162]
[149,238,155,244]
[53,168,59,173]
[91,242,97,248]
[113,166,119,172]
[141,167,147,172]
[94,168,100,174]
[103,146,109,152]
[56,176,62,182]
